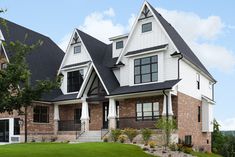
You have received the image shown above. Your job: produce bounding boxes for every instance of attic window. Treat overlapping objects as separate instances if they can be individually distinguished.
[142,22,152,33]
[116,41,123,49]
[74,45,81,54]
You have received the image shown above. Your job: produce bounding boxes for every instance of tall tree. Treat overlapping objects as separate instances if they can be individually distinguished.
[0,18,60,142]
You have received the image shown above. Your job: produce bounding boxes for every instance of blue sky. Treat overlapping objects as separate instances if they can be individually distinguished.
[1,0,235,130]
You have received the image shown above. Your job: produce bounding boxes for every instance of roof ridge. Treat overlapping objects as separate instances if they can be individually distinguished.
[0,17,50,40]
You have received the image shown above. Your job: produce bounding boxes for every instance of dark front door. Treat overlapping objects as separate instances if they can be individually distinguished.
[103,102,109,129]
[0,120,9,142]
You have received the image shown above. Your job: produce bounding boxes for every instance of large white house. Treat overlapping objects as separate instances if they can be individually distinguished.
[0,1,215,152]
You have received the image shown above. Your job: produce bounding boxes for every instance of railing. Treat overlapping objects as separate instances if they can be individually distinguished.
[58,120,81,131]
[116,116,161,129]
[76,122,85,139]
[101,128,109,140]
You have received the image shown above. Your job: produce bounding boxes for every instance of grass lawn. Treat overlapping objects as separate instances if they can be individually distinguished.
[191,151,222,157]
[0,142,154,157]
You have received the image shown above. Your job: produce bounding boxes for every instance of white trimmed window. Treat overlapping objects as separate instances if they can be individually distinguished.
[74,45,81,54]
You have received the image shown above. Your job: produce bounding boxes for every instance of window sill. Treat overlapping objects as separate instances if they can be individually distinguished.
[32,122,50,125]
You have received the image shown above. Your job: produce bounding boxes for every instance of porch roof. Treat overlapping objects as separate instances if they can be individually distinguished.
[52,93,78,102]
[109,79,180,96]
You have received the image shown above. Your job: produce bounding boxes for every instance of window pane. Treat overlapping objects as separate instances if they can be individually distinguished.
[153,111,159,116]
[153,102,159,111]
[116,41,123,49]
[142,74,151,83]
[136,103,142,112]
[142,22,152,33]
[143,103,152,111]
[141,65,150,74]
[79,69,84,77]
[143,112,152,117]
[152,72,158,81]
[151,63,158,72]
[135,75,141,84]
[141,57,150,64]
[151,56,158,62]
[74,45,81,54]
[134,67,140,75]
[134,59,140,66]
[137,112,142,117]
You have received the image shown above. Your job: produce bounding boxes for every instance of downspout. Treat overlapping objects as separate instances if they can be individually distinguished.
[177,53,183,80]
[212,83,215,101]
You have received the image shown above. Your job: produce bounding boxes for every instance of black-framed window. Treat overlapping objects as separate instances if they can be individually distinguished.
[74,108,82,124]
[33,106,49,123]
[185,135,192,146]
[67,69,84,93]
[14,118,20,135]
[196,73,200,89]
[136,102,159,120]
[134,55,158,84]
[74,45,81,54]
[142,22,152,33]
[116,41,123,49]
[198,106,201,122]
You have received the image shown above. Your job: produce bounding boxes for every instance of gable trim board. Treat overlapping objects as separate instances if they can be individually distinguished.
[62,61,91,70]
[115,1,215,83]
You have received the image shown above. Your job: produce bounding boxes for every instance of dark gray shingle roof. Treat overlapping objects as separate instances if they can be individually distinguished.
[0,18,65,101]
[110,79,181,96]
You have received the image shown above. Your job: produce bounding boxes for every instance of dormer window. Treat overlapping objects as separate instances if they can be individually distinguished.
[67,69,84,93]
[116,41,124,49]
[134,55,158,84]
[142,22,152,33]
[74,45,81,54]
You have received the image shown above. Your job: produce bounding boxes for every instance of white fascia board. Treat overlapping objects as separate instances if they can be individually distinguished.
[77,64,94,98]
[202,95,216,104]
[1,41,10,62]
[61,62,91,72]
[57,29,77,75]
[109,33,129,41]
[116,1,147,64]
[54,99,82,105]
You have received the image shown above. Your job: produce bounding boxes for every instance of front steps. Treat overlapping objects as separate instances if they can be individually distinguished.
[77,131,102,142]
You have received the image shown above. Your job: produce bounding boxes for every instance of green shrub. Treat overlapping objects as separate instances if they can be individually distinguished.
[183,146,193,154]
[103,137,108,142]
[141,128,152,144]
[148,141,156,148]
[123,128,138,142]
[118,135,127,143]
[111,129,122,142]
[169,143,178,151]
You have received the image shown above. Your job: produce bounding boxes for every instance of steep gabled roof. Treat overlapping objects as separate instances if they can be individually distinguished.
[76,29,120,94]
[147,2,215,81]
[0,18,65,100]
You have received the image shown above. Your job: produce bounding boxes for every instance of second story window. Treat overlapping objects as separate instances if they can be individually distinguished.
[67,69,84,93]
[116,41,123,49]
[142,22,152,33]
[134,55,158,84]
[74,45,81,54]
[196,73,200,90]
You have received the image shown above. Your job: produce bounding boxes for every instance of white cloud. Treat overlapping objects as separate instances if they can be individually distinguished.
[58,8,135,51]
[219,118,235,131]
[156,8,235,72]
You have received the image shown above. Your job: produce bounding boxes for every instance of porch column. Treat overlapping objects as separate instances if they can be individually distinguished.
[80,97,89,132]
[54,104,60,135]
[162,92,173,116]
[108,98,116,130]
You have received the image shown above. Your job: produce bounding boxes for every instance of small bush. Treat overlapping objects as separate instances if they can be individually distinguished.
[118,135,127,143]
[142,147,149,151]
[169,143,178,151]
[111,129,122,142]
[103,137,108,142]
[141,128,152,144]
[148,141,156,148]
[177,143,184,152]
[41,136,46,142]
[50,136,58,142]
[183,146,193,154]
[123,128,138,142]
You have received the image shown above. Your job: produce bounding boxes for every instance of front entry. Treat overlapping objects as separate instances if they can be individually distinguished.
[0,119,9,142]
[103,102,109,129]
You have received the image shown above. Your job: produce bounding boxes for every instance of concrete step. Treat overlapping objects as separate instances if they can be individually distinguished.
[77,131,102,142]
